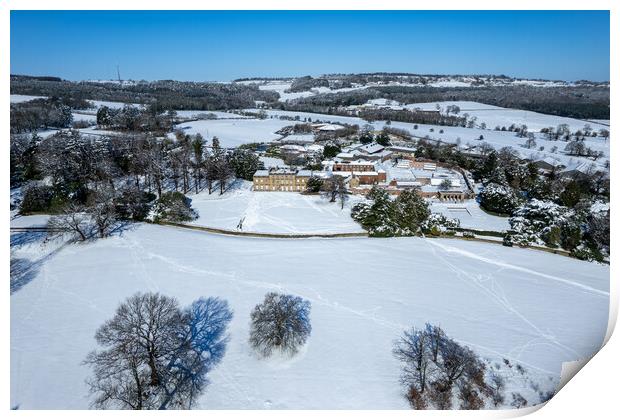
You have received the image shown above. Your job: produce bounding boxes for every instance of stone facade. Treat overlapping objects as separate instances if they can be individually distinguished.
[253,168,322,192]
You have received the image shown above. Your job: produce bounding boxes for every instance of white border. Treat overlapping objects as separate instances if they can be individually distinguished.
[2,2,616,419]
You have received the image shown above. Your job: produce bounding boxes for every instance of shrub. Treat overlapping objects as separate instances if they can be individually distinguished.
[305,176,324,193]
[352,187,430,237]
[20,183,66,214]
[479,183,522,216]
[150,192,197,223]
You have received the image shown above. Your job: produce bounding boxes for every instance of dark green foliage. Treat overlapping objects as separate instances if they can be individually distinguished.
[394,189,431,234]
[322,143,341,159]
[305,176,324,193]
[351,187,429,237]
[543,225,562,248]
[152,192,197,223]
[479,183,522,216]
[229,149,261,180]
[560,223,582,251]
[559,180,587,208]
[10,98,73,133]
[375,132,391,146]
[19,183,63,214]
[287,76,329,93]
[359,131,374,144]
[10,133,41,186]
[115,188,156,221]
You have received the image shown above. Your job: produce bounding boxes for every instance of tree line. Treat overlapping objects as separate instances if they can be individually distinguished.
[11,75,280,111]
[282,84,610,120]
[11,129,262,241]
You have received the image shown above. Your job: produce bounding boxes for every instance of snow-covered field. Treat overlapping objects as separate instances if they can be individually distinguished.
[172,119,290,148]
[395,101,610,133]
[10,94,46,103]
[174,110,250,120]
[259,156,286,168]
[10,223,609,409]
[429,199,511,232]
[71,112,97,124]
[188,182,364,234]
[249,77,585,103]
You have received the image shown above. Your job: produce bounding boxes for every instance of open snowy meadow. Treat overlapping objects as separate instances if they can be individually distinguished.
[187,182,364,234]
[11,223,609,409]
[172,118,291,148]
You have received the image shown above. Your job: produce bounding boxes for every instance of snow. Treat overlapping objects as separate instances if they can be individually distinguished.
[399,101,610,133]
[259,156,286,168]
[172,119,290,148]
[11,223,609,409]
[429,200,511,232]
[71,112,97,124]
[257,82,315,102]
[84,99,141,110]
[173,110,250,120]
[188,182,364,234]
[10,94,46,103]
[10,214,51,228]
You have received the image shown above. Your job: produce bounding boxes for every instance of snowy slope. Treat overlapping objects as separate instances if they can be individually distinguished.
[11,224,609,409]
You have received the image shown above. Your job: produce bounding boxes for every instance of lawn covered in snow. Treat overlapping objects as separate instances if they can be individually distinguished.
[395,101,609,133]
[188,182,364,234]
[429,199,511,232]
[172,118,291,148]
[10,224,609,409]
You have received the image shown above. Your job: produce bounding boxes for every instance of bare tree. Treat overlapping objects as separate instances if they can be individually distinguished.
[524,133,537,149]
[249,292,312,357]
[84,292,232,409]
[47,204,93,241]
[321,175,348,208]
[393,324,491,410]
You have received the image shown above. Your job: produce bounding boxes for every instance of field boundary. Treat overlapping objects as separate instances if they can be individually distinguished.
[9,222,581,259]
[156,222,578,258]
[155,221,369,239]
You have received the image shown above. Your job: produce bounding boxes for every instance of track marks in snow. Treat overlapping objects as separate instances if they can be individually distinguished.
[427,240,608,297]
[425,238,584,363]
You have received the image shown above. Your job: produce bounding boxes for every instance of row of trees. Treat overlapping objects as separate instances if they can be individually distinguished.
[357,108,467,128]
[12,129,266,242]
[96,105,177,133]
[10,98,73,133]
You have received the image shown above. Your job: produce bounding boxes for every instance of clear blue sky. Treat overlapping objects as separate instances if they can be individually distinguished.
[11,10,610,82]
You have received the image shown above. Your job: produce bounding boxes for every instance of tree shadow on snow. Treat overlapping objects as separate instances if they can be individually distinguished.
[10,231,47,248]
[10,257,42,295]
